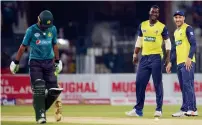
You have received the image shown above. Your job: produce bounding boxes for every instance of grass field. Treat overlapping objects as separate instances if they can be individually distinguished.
[1,105,202,125]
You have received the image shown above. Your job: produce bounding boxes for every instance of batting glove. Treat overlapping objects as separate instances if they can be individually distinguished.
[55,60,63,74]
[10,60,19,74]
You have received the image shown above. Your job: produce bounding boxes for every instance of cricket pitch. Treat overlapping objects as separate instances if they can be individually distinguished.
[2,116,202,125]
[1,105,202,125]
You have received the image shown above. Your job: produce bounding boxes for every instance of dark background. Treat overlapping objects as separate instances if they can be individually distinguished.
[1,1,202,74]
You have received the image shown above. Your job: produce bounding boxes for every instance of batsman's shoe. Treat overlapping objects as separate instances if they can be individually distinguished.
[185,110,198,117]
[125,109,143,117]
[172,111,186,117]
[55,101,62,122]
[37,118,46,124]
[154,111,162,117]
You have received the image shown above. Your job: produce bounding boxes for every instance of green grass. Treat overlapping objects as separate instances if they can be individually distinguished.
[2,105,202,125]
[1,105,202,119]
[1,121,106,125]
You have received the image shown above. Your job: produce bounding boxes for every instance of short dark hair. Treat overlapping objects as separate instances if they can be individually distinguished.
[151,5,160,10]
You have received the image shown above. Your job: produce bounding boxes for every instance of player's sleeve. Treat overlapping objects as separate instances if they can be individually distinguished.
[137,24,143,37]
[170,42,176,63]
[161,26,169,40]
[52,26,58,45]
[186,26,197,59]
[22,28,32,46]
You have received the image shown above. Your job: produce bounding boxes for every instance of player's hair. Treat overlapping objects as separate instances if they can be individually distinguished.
[151,5,160,10]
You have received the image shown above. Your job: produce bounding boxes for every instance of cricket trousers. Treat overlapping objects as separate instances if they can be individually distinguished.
[29,59,58,90]
[134,54,163,112]
[177,62,197,111]
[29,59,59,121]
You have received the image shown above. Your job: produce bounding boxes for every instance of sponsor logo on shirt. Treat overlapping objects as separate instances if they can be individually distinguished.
[144,36,156,42]
[175,40,182,46]
[34,33,40,38]
[36,40,41,44]
[36,40,51,45]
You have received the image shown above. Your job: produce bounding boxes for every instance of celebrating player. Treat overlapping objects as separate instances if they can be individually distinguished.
[166,11,198,117]
[125,5,171,117]
[10,10,63,124]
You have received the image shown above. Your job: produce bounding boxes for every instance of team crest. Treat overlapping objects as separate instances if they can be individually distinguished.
[155,30,158,35]
[48,32,52,37]
[36,40,41,44]
[142,29,146,32]
[47,20,51,24]
[34,33,40,38]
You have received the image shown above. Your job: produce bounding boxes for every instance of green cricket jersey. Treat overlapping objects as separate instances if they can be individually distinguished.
[22,24,57,60]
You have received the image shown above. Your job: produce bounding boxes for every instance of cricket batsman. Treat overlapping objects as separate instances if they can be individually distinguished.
[10,10,63,124]
[166,11,198,117]
[125,5,171,117]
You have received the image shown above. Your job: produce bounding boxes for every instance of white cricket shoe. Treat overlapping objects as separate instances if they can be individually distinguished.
[125,109,143,117]
[172,111,186,117]
[154,111,162,117]
[37,118,46,124]
[185,110,198,116]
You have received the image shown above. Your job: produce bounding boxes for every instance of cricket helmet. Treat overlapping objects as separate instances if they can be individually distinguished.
[38,10,54,28]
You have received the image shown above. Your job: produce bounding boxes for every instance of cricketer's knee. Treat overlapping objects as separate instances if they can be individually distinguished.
[56,83,62,101]
[32,79,46,121]
[33,79,46,94]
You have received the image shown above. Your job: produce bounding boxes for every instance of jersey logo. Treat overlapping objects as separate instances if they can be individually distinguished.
[190,32,194,36]
[175,40,182,46]
[34,33,40,38]
[36,40,51,45]
[144,36,156,42]
[142,29,146,33]
[36,40,41,45]
[48,32,52,37]
[155,30,158,35]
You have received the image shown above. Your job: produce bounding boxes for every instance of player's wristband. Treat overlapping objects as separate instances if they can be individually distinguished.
[14,60,19,64]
